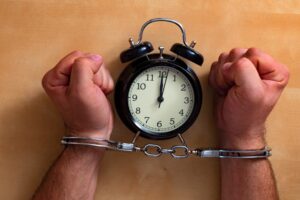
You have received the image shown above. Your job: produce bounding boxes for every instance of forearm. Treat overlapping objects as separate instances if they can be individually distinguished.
[220,134,279,200]
[221,158,278,200]
[33,145,104,200]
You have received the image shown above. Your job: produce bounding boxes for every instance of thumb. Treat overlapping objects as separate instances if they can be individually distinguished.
[223,57,264,102]
[69,55,103,91]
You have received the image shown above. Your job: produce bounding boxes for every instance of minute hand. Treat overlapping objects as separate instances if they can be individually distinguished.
[158,70,169,108]
[157,75,164,108]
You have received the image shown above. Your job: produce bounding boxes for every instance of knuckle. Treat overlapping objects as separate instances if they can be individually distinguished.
[41,72,51,90]
[276,65,290,88]
[70,50,83,56]
[218,52,228,61]
[246,47,262,57]
[234,57,251,68]
[229,48,241,57]
[73,57,92,70]
[282,65,290,80]
[211,61,218,69]
[109,77,114,89]
[41,74,48,88]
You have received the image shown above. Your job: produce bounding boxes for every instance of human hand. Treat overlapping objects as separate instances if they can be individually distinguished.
[209,48,289,149]
[42,51,114,139]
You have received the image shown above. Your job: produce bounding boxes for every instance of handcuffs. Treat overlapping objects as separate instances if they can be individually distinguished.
[61,132,271,159]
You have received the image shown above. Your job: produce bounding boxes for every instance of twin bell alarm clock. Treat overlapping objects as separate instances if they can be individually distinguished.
[115,18,204,140]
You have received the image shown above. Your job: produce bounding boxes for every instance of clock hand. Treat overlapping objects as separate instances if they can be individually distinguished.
[157,73,164,108]
[158,70,169,108]
[161,70,169,96]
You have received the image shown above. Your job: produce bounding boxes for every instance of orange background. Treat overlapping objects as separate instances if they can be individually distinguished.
[0,1,299,199]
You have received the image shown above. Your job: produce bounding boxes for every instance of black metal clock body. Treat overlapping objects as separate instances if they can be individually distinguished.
[115,53,202,139]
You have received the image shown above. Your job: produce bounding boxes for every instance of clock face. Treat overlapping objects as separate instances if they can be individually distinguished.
[127,65,195,134]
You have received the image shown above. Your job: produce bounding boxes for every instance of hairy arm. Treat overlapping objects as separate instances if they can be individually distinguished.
[33,147,104,200]
[221,158,278,200]
[209,48,289,200]
[33,51,114,200]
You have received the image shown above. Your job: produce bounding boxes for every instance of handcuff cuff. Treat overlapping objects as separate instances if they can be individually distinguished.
[61,132,271,159]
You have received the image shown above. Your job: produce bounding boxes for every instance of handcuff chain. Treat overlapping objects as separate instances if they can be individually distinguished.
[140,143,190,158]
[61,134,271,159]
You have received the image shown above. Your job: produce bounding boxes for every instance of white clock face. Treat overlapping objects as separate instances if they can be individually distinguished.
[128,66,195,133]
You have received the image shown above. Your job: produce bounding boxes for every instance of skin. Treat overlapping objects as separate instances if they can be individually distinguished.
[33,51,114,200]
[33,48,289,200]
[209,48,289,200]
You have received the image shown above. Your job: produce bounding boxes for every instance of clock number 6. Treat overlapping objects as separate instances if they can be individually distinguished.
[157,121,162,127]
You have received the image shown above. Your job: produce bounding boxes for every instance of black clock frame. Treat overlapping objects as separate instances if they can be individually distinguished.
[115,53,202,140]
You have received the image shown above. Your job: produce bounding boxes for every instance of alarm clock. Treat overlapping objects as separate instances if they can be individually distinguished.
[115,18,204,140]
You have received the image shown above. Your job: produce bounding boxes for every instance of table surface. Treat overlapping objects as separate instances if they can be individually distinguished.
[0,1,299,199]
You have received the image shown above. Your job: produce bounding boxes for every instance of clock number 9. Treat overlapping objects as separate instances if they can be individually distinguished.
[132,94,138,101]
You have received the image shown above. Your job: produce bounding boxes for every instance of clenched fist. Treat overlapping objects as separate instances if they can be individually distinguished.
[209,48,289,149]
[42,51,114,139]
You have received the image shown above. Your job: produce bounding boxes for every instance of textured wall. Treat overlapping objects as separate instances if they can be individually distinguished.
[0,1,299,199]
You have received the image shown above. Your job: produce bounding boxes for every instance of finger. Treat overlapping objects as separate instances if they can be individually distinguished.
[69,55,103,92]
[54,50,85,75]
[226,48,248,63]
[208,61,219,90]
[94,64,114,94]
[218,52,229,65]
[102,65,114,94]
[42,51,84,90]
[209,61,228,96]
[245,48,289,86]
[222,57,264,102]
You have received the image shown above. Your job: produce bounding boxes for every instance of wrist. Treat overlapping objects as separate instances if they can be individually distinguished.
[221,137,266,150]
[219,125,267,150]
[220,132,266,150]
[64,143,106,157]
[66,128,111,139]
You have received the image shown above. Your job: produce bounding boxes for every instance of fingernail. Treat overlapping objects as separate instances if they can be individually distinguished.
[88,54,102,61]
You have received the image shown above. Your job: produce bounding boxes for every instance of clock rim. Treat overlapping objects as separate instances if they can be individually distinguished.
[115,54,202,140]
